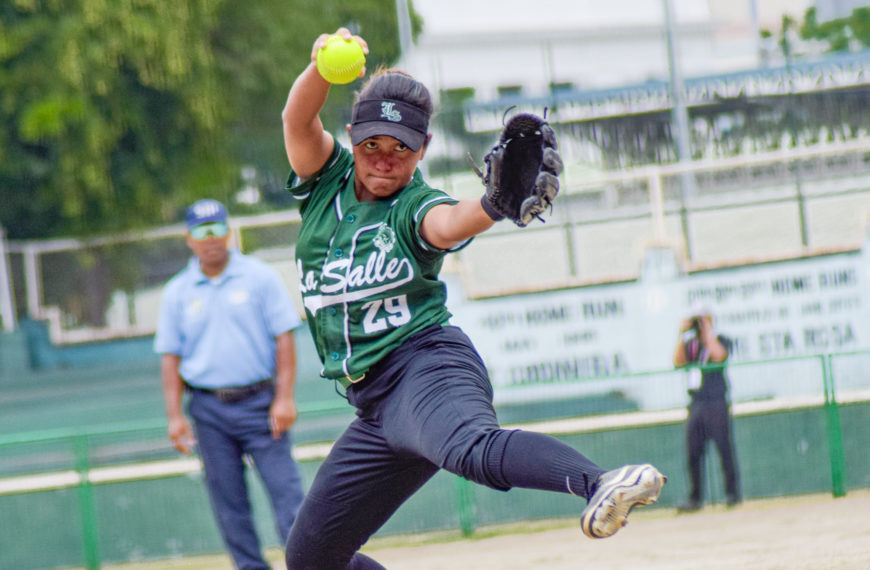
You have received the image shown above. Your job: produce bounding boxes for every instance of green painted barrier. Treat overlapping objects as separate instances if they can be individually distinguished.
[3,351,870,568]
[822,354,847,498]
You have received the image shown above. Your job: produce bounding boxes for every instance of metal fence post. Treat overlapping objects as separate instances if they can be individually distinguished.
[73,435,101,569]
[822,354,846,498]
[0,226,16,332]
[455,476,475,537]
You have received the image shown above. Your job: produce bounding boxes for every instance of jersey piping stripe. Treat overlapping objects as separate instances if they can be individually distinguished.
[302,195,348,315]
[312,193,345,380]
[414,196,470,253]
[333,190,344,221]
[290,151,344,199]
[342,222,382,376]
[413,196,452,224]
[287,173,310,199]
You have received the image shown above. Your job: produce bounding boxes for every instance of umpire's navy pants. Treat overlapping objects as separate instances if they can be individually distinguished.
[189,386,305,570]
[285,325,516,570]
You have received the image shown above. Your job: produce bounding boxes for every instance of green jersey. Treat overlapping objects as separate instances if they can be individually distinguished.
[286,143,466,381]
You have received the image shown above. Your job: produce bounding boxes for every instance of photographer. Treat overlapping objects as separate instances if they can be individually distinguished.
[672,304,741,512]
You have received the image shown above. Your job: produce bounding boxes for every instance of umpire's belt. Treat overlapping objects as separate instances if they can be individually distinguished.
[185,379,273,404]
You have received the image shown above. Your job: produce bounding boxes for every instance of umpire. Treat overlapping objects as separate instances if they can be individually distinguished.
[673,303,741,512]
[154,199,305,569]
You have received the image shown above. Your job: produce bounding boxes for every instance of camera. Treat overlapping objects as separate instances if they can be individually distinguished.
[681,315,706,346]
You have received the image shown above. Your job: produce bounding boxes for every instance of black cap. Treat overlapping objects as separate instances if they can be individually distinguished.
[350,99,430,151]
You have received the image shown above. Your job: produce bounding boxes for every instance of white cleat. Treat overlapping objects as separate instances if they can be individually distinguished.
[580,464,666,539]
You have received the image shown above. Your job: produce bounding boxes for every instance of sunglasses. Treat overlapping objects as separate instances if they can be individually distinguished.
[190,222,229,240]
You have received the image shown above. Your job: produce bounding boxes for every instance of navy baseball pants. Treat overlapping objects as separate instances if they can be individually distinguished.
[285,325,606,570]
[686,398,740,504]
[189,387,305,570]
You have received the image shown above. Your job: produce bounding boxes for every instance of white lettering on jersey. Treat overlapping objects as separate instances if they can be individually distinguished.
[361,294,411,333]
[299,250,415,315]
[298,258,319,295]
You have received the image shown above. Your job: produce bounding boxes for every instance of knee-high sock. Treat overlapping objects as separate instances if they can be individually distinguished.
[497,430,606,498]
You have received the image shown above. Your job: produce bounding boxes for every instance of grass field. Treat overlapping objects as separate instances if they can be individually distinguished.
[102,488,870,569]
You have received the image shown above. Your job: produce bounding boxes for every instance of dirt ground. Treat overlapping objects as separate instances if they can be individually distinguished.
[108,489,870,570]
[362,489,870,570]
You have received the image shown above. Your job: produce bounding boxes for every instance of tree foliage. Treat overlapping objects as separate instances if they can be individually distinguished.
[0,0,229,238]
[800,6,870,51]
[0,0,414,239]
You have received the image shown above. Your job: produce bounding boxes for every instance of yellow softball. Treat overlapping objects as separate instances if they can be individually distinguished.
[316,35,366,85]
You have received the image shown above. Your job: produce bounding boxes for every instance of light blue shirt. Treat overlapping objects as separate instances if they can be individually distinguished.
[154,250,302,389]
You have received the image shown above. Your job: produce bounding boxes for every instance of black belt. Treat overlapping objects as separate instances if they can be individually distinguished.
[185,379,273,404]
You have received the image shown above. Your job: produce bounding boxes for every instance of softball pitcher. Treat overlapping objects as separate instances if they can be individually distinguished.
[281,28,666,570]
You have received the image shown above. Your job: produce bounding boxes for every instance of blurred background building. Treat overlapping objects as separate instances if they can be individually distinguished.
[406,0,812,98]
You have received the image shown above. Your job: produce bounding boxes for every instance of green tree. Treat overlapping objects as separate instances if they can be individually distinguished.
[0,0,415,240]
[799,6,870,51]
[0,0,418,328]
[0,0,232,239]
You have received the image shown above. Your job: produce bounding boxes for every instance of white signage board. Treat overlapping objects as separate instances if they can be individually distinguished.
[445,246,870,409]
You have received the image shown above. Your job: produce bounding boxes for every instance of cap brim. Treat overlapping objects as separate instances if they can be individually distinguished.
[187,215,227,229]
[350,122,426,152]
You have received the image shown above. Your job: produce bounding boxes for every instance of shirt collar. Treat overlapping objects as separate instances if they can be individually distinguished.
[190,249,240,284]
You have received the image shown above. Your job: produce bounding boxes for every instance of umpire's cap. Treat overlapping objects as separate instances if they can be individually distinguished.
[186,199,228,229]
